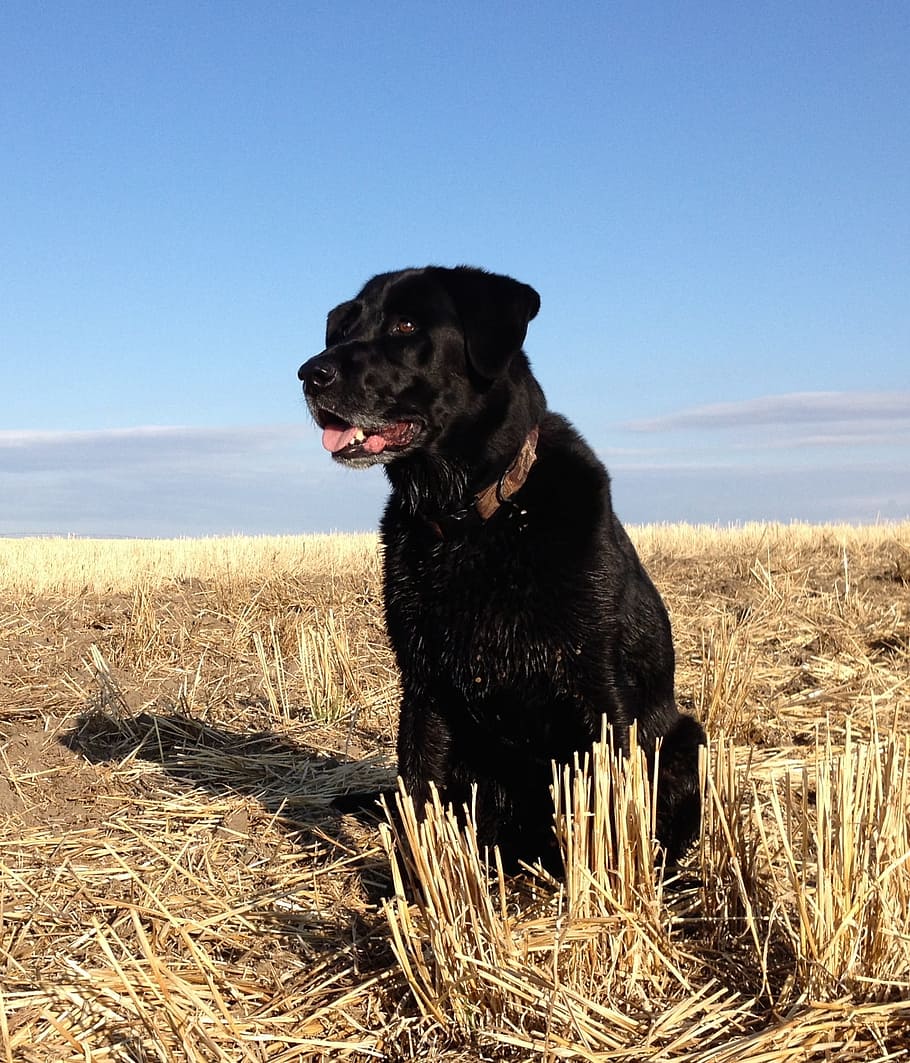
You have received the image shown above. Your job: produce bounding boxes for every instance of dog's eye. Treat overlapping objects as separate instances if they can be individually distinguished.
[390,318,417,336]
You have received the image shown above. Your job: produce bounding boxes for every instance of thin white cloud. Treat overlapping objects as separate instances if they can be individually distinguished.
[2,419,908,535]
[622,391,910,433]
[604,432,910,464]
[0,422,387,536]
[0,424,308,449]
[732,430,910,451]
[609,463,910,524]
[0,424,314,475]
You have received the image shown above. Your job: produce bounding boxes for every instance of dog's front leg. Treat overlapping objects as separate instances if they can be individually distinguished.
[396,691,454,815]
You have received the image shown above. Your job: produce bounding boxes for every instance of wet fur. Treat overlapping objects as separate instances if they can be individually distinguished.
[299,266,705,869]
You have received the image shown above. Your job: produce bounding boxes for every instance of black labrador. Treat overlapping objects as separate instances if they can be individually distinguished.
[298,266,705,869]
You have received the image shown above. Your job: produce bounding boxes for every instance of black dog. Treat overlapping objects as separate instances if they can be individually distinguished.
[298,266,705,869]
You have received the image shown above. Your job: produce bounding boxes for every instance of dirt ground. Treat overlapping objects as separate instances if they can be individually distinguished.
[3,528,906,835]
[1,525,909,1060]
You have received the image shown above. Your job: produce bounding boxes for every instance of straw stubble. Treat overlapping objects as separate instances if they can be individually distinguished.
[0,523,908,1059]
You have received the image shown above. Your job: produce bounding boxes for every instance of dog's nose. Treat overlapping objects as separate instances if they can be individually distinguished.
[298,359,338,391]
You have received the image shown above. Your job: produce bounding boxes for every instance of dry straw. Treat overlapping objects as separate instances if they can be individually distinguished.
[382,722,910,1059]
[1,523,909,1059]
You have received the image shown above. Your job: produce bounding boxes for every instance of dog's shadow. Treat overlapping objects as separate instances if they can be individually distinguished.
[61,707,395,893]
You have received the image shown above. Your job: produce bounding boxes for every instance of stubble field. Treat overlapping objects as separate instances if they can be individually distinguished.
[1,523,909,1061]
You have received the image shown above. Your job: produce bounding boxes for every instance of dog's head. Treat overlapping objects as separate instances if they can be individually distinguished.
[297,266,541,468]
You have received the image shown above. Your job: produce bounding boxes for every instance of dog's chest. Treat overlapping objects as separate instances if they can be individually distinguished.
[383,529,592,702]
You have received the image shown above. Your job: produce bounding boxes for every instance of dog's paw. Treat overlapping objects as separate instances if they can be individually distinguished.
[331,788,388,817]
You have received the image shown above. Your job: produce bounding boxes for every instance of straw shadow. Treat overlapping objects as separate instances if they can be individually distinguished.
[61,707,396,885]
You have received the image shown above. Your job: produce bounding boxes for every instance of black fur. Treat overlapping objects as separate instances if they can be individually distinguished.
[298,266,705,870]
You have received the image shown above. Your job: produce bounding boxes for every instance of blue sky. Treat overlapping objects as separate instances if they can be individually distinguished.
[1,2,908,536]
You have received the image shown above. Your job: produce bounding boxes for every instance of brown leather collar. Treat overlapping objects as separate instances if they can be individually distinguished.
[424,426,539,538]
[474,425,539,519]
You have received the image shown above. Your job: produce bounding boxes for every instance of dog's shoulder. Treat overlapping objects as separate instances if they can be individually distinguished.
[523,412,612,530]
[535,411,607,476]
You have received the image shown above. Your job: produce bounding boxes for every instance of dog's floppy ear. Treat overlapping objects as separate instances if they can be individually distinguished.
[440,267,541,378]
[325,299,361,347]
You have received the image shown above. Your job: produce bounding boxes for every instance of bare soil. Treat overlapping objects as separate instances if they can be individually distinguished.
[1,525,909,1060]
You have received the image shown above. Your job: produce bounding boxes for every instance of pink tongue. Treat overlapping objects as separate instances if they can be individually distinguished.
[321,424,387,454]
[322,424,358,453]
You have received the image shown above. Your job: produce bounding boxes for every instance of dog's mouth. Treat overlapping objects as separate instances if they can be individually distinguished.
[316,411,422,461]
